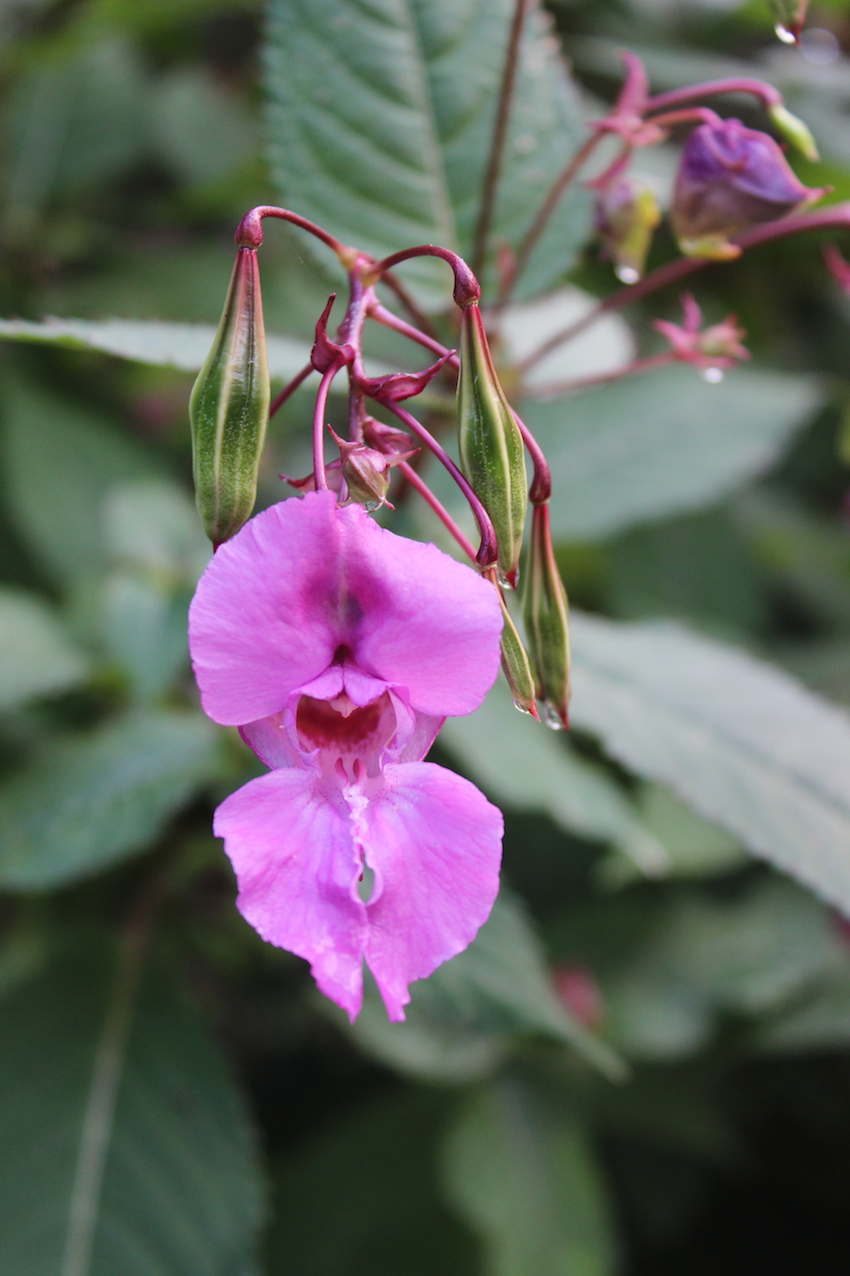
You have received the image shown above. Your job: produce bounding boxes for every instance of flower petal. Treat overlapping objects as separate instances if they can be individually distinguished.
[214,769,367,1019]
[355,762,503,1021]
[189,489,503,725]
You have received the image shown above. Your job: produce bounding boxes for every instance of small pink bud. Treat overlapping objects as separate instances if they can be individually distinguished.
[553,965,605,1030]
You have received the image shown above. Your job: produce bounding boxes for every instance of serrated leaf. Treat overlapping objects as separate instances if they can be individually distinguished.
[265,0,590,305]
[521,367,822,541]
[0,711,220,890]
[570,612,850,915]
[441,1076,617,1276]
[0,944,263,1275]
[0,318,389,384]
[0,587,89,710]
[441,679,669,875]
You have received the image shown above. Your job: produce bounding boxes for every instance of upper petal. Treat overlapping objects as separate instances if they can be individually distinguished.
[189,489,503,725]
[353,762,503,1021]
[214,768,367,1019]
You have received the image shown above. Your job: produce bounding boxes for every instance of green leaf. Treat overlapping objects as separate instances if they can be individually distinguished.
[441,1076,617,1276]
[0,318,390,384]
[269,1089,477,1276]
[521,367,822,541]
[345,892,626,1083]
[0,587,89,710]
[440,679,669,876]
[264,0,590,304]
[0,943,263,1275]
[1,373,159,584]
[0,711,220,890]
[101,574,192,702]
[570,611,850,916]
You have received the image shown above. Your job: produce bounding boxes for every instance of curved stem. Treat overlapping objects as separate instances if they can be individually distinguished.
[645,77,782,115]
[496,130,605,310]
[378,398,498,568]
[378,270,441,341]
[235,205,350,260]
[269,362,314,420]
[369,245,480,308]
[368,301,460,369]
[643,106,722,130]
[472,0,531,278]
[519,203,850,373]
[511,408,551,504]
[396,461,477,563]
[313,362,344,490]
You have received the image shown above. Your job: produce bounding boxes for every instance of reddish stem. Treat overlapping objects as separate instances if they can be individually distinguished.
[512,408,552,503]
[525,351,678,398]
[235,205,350,259]
[368,301,460,369]
[378,270,442,341]
[370,245,481,308]
[645,77,783,114]
[396,461,477,563]
[643,106,722,131]
[269,362,314,420]
[313,361,344,490]
[378,398,498,568]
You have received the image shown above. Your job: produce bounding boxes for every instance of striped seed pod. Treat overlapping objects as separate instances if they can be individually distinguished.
[457,303,527,588]
[486,569,538,718]
[189,247,270,546]
[522,503,571,729]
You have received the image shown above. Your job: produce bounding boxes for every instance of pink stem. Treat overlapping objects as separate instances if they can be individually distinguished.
[645,77,783,114]
[312,362,344,490]
[643,106,722,130]
[235,205,349,258]
[370,246,481,308]
[269,362,314,420]
[368,301,461,369]
[396,461,477,563]
[511,408,551,504]
[519,203,850,373]
[377,398,498,568]
[378,270,442,341]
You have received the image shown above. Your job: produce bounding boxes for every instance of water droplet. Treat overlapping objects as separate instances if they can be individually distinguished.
[702,366,724,384]
[513,698,534,716]
[615,264,640,285]
[775,22,798,43]
[498,568,517,590]
[542,701,565,730]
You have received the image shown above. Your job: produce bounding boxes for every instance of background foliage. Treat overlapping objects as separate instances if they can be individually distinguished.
[1,0,850,1272]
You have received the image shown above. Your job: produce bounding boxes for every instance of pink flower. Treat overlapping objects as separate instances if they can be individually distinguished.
[188,490,504,1021]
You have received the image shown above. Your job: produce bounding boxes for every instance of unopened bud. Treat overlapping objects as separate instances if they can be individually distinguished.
[189,248,270,545]
[671,118,825,260]
[341,445,392,509]
[594,176,661,282]
[522,503,570,729]
[769,104,819,163]
[457,304,527,587]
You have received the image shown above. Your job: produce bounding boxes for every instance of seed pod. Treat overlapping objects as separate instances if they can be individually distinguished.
[522,503,570,729]
[768,104,819,163]
[486,570,538,718]
[189,247,270,546]
[457,304,527,587]
[594,176,661,283]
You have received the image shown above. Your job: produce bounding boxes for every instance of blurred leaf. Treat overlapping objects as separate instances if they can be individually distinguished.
[753,973,850,1053]
[570,612,850,916]
[0,710,220,890]
[1,372,159,584]
[0,318,389,383]
[347,893,626,1083]
[101,573,192,702]
[150,66,258,187]
[265,0,590,305]
[441,679,669,877]
[269,1088,477,1276]
[0,943,263,1274]
[103,480,210,583]
[523,367,821,542]
[0,587,88,710]
[442,1076,617,1276]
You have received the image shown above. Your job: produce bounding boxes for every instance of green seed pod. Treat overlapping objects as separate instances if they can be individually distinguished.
[457,303,527,587]
[522,503,571,729]
[768,104,819,163]
[189,247,270,546]
[487,569,538,718]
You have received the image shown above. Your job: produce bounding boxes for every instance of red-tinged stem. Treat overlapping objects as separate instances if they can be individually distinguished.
[525,351,678,398]
[378,398,498,568]
[269,362,314,420]
[235,205,351,260]
[313,361,344,490]
[368,301,461,369]
[471,0,531,278]
[379,270,442,341]
[512,407,552,504]
[643,106,722,130]
[519,203,850,373]
[496,130,606,310]
[396,461,478,563]
[645,77,782,115]
[369,246,481,308]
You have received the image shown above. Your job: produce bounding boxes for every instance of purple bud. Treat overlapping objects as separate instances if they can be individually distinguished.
[671,118,824,259]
